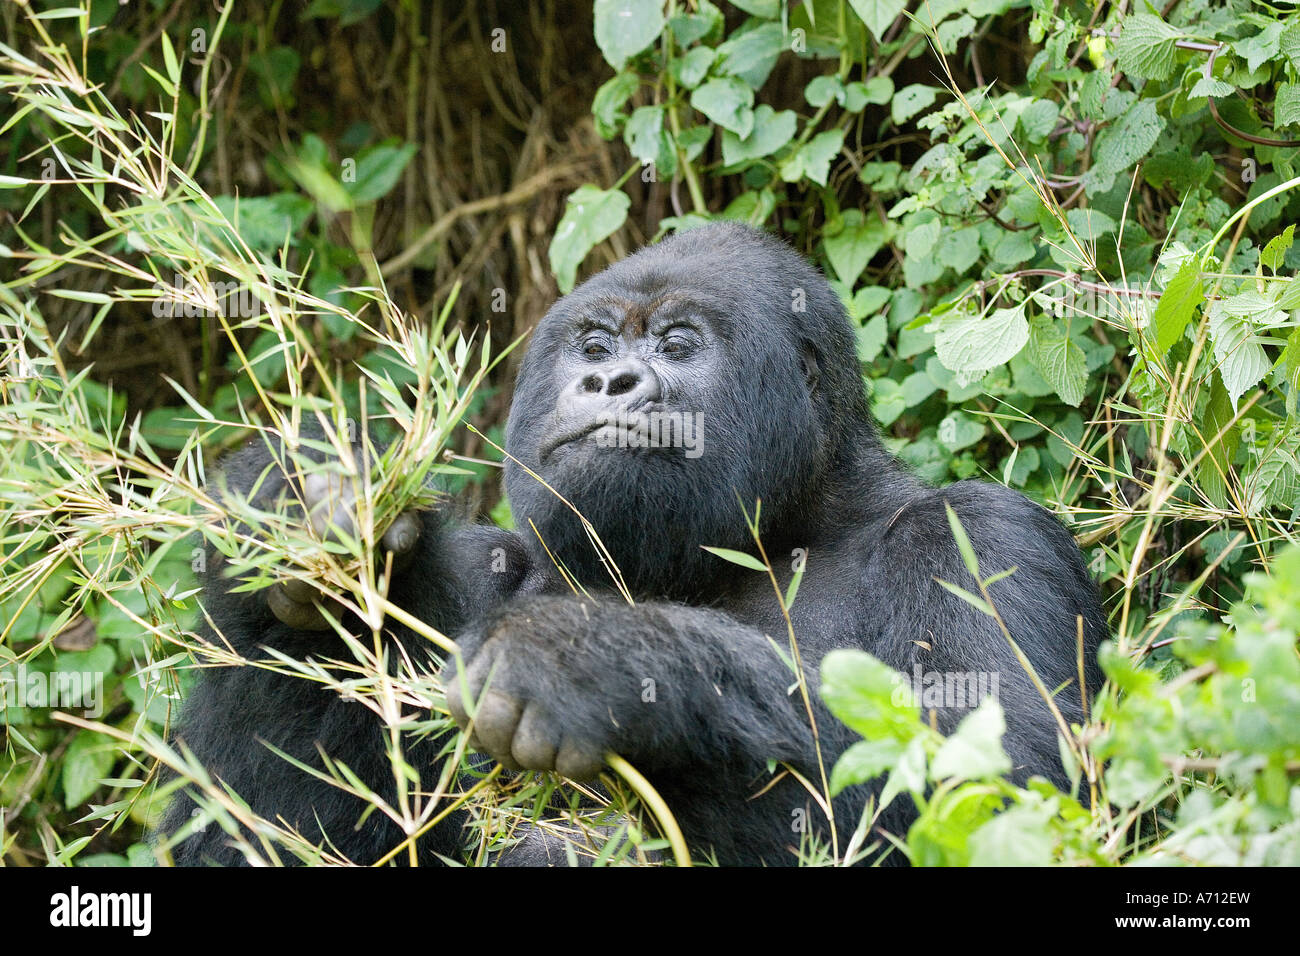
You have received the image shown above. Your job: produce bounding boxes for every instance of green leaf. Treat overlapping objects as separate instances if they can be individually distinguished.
[700,546,768,571]
[805,75,845,108]
[1064,207,1116,241]
[345,142,417,204]
[871,376,906,427]
[1028,316,1087,406]
[820,649,922,743]
[1261,225,1295,272]
[729,0,778,16]
[1150,256,1203,355]
[715,22,785,89]
[969,804,1055,866]
[160,30,181,86]
[830,738,903,796]
[63,731,115,809]
[1277,84,1300,128]
[779,129,844,186]
[672,46,715,89]
[690,77,755,137]
[847,0,907,43]
[623,106,664,164]
[592,71,640,138]
[943,502,980,576]
[891,84,939,125]
[594,0,666,69]
[1208,294,1274,409]
[823,209,887,287]
[548,185,631,293]
[938,411,986,452]
[1084,99,1165,194]
[933,304,1030,377]
[720,105,797,166]
[930,698,1012,780]
[1116,13,1183,81]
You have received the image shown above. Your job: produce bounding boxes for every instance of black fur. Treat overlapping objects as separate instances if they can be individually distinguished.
[160,223,1105,866]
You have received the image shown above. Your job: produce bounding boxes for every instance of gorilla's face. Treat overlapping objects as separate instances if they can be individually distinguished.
[504,224,868,598]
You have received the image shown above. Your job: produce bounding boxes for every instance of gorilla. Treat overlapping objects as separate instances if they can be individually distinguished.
[159,222,1105,866]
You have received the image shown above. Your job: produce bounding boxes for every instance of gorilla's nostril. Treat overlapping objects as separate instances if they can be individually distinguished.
[580,373,606,393]
[606,372,639,397]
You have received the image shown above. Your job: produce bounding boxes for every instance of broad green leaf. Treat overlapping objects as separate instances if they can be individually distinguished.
[592,71,640,138]
[820,648,921,743]
[938,411,987,452]
[1116,14,1183,80]
[891,84,939,124]
[930,698,1012,780]
[1208,293,1278,408]
[548,185,631,293]
[690,77,755,137]
[715,22,785,89]
[1028,316,1087,406]
[623,106,664,164]
[823,209,887,286]
[1261,225,1295,272]
[345,142,417,204]
[720,105,797,166]
[1150,255,1203,355]
[1277,83,1300,127]
[63,731,116,809]
[933,304,1029,376]
[594,0,666,69]
[779,129,844,186]
[830,738,904,796]
[847,0,907,43]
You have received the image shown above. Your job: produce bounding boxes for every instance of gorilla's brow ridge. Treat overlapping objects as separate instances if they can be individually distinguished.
[584,292,700,338]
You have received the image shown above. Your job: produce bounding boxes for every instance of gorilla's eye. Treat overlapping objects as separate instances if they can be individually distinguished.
[581,338,611,357]
[659,330,698,356]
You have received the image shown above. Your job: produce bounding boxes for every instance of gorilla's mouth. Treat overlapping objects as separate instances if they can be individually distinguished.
[539,406,667,462]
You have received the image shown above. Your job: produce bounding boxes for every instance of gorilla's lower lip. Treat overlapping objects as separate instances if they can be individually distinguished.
[539,410,661,461]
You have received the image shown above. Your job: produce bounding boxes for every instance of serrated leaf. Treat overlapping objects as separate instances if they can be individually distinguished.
[1261,225,1295,272]
[1116,14,1183,81]
[934,304,1029,375]
[1208,295,1275,409]
[1277,83,1300,128]
[1029,316,1087,406]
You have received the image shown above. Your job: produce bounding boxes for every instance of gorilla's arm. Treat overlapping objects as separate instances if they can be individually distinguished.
[444,595,851,865]
[159,437,531,866]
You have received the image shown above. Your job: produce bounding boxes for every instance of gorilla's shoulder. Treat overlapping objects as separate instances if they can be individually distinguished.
[874,480,1080,566]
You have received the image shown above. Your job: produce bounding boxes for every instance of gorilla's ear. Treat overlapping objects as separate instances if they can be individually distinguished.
[799,340,821,394]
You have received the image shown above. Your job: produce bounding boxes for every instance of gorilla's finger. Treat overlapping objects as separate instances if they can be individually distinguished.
[473,688,523,758]
[444,664,469,729]
[279,576,318,604]
[510,704,558,771]
[555,738,604,782]
[303,472,357,542]
[382,512,421,557]
[268,584,331,631]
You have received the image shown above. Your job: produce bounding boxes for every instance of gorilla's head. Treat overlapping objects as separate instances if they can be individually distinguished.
[505,223,876,598]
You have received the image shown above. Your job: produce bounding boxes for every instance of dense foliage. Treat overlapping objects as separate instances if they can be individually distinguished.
[1,0,1298,865]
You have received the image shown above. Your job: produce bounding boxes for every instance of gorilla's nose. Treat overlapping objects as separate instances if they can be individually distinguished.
[562,359,661,417]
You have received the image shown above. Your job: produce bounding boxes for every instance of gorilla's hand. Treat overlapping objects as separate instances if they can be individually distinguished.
[442,601,614,780]
[442,596,816,782]
[267,470,423,631]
